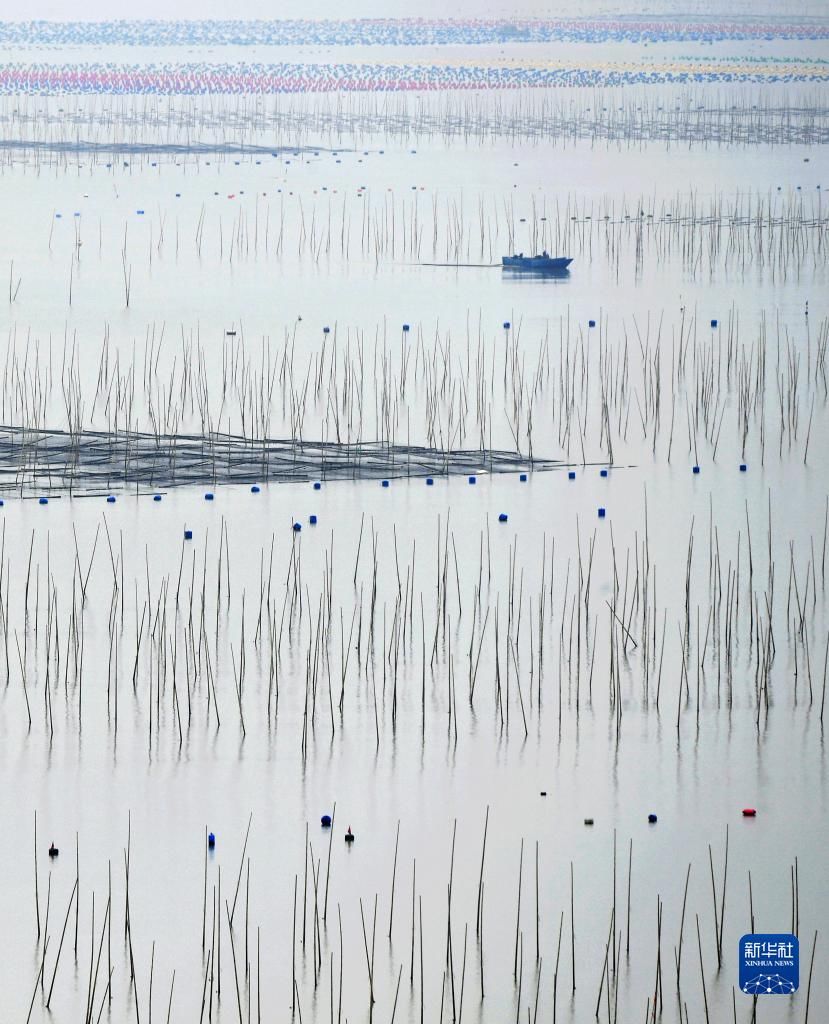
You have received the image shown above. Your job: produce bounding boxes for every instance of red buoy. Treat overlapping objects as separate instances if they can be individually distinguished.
[742,808,757,817]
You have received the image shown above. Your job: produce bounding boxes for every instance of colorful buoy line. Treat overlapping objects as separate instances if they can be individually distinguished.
[3,57,827,96]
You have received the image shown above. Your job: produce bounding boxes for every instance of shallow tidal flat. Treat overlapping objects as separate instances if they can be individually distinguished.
[0,22,827,1023]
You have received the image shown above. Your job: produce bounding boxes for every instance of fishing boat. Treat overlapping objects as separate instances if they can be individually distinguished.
[502,252,572,272]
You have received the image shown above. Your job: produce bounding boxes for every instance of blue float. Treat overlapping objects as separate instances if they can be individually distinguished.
[107,495,115,503]
[309,515,318,525]
[648,813,658,823]
[519,473,527,482]
[39,497,48,504]
[598,507,606,518]
[205,492,214,500]
[251,485,260,493]
[313,481,321,490]
[739,464,747,472]
[568,471,576,480]
[321,814,332,827]
[426,478,434,485]
[710,319,718,328]
[382,479,389,487]
[693,466,700,474]
[208,832,215,848]
[468,475,476,484]
[323,326,330,334]
[498,513,508,522]
[402,324,410,332]
[589,319,596,328]
[503,321,510,329]
[153,494,162,501]
[184,529,193,540]
[293,522,302,532]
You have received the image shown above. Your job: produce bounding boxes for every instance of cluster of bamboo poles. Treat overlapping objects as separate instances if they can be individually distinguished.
[1,307,826,483]
[2,87,828,161]
[24,806,821,1023]
[13,492,826,1020]
[3,471,828,745]
[34,182,828,273]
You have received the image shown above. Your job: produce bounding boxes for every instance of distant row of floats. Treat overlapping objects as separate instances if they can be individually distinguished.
[50,184,824,217]
[3,461,751,520]
[44,809,759,858]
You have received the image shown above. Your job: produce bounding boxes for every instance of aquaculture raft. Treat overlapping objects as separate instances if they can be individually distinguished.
[0,426,559,490]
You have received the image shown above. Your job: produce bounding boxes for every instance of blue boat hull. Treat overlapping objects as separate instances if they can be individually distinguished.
[502,255,572,271]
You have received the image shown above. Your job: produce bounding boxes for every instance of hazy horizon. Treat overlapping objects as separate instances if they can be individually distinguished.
[2,2,827,22]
